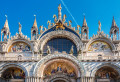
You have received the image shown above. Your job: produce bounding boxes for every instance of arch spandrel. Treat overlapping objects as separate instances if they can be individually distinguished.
[33,54,85,77]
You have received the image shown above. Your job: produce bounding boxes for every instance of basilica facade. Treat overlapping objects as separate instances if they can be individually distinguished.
[0,4,120,82]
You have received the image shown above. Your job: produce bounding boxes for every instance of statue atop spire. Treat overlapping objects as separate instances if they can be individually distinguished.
[98,20,101,32]
[58,4,62,20]
[82,16,87,27]
[1,15,10,41]
[33,15,37,28]
[18,22,22,34]
[4,15,9,29]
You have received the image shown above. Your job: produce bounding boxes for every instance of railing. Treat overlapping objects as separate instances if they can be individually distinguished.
[0,56,43,61]
[0,55,120,61]
[82,56,120,61]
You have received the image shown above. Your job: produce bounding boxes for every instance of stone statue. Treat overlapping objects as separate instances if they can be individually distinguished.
[44,27,47,31]
[47,20,51,29]
[98,21,101,32]
[39,25,43,33]
[69,45,74,54]
[47,45,51,54]
[33,42,37,52]
[77,25,80,30]
[18,22,22,34]
[62,14,66,23]
[53,14,57,23]
[68,20,72,27]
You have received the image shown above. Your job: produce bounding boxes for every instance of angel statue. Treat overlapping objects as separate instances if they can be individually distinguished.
[68,20,72,28]
[39,25,43,33]
[47,20,51,29]
[53,14,57,23]
[98,20,101,32]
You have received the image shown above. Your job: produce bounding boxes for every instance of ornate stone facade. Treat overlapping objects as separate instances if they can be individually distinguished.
[0,4,120,82]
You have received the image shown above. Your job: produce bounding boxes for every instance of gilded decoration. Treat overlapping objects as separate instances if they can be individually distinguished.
[8,42,31,52]
[55,22,65,30]
[88,41,111,52]
[2,67,25,79]
[95,66,118,79]
[44,61,76,77]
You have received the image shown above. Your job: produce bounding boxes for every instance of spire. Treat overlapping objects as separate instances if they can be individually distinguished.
[33,15,37,28]
[58,4,62,20]
[82,16,87,27]
[111,16,117,27]
[4,15,9,29]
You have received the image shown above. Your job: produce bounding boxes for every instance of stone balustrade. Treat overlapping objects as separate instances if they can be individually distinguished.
[0,53,120,62]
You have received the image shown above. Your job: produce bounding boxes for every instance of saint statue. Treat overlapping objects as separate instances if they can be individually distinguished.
[98,20,101,32]
[69,45,74,54]
[47,46,51,54]
[18,22,22,34]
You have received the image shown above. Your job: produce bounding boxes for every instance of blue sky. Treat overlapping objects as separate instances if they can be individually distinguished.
[0,0,120,39]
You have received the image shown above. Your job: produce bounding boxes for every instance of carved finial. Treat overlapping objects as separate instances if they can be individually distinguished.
[98,20,101,32]
[53,14,57,23]
[47,20,51,29]
[62,14,66,23]
[18,22,22,34]
[58,4,62,20]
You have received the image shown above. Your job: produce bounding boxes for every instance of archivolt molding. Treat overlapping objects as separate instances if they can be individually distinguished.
[38,30,82,52]
[0,63,28,77]
[48,74,71,82]
[90,62,120,77]
[33,54,85,77]
[85,32,115,51]
[4,33,33,52]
